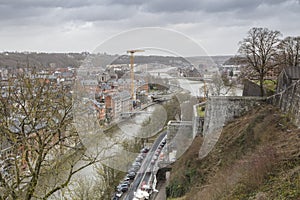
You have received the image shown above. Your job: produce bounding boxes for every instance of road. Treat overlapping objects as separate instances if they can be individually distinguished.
[123,131,167,200]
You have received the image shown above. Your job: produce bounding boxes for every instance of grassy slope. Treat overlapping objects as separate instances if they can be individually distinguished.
[166,105,300,200]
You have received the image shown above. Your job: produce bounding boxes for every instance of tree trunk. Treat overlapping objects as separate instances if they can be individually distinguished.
[259,75,264,97]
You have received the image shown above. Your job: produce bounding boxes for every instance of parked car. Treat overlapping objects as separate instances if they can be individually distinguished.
[135,156,143,162]
[150,159,155,165]
[123,180,130,186]
[132,167,140,172]
[128,171,136,179]
[112,195,120,200]
[139,153,146,158]
[117,183,128,192]
[155,149,161,156]
[115,192,122,198]
[130,165,140,171]
[124,175,130,181]
[132,161,141,167]
[140,147,149,153]
[120,186,128,193]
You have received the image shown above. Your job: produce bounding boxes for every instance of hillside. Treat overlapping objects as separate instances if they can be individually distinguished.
[166,104,300,200]
[187,55,232,67]
[0,52,231,70]
[0,52,86,69]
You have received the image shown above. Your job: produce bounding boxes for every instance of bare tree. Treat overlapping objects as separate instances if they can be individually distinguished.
[208,73,235,96]
[277,36,300,68]
[95,164,124,200]
[0,72,110,199]
[238,27,281,96]
[67,164,124,200]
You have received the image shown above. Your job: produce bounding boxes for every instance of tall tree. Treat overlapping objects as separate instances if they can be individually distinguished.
[277,36,300,68]
[0,71,111,199]
[238,27,281,96]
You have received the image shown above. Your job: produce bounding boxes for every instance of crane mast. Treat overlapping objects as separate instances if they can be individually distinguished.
[127,49,145,101]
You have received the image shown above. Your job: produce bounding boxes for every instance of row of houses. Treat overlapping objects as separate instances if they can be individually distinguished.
[90,90,132,124]
[1,64,149,125]
[79,67,150,124]
[0,67,76,90]
[81,79,149,124]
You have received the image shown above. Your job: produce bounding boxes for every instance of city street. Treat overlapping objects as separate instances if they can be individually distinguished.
[123,131,167,200]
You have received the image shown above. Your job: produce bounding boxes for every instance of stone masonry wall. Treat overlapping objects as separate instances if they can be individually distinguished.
[198,96,266,159]
[203,96,266,136]
[268,80,300,127]
[197,84,300,159]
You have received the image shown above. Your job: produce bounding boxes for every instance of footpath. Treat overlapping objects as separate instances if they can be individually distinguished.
[153,172,169,200]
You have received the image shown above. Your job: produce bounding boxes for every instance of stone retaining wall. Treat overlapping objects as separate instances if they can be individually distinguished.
[268,80,300,127]
[197,96,266,159]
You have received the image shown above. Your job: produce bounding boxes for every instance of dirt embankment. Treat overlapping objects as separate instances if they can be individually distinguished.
[167,104,300,200]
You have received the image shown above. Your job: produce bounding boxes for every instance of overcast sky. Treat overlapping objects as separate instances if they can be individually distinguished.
[0,0,299,56]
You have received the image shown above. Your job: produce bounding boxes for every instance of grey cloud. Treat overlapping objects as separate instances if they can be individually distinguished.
[61,5,137,22]
[0,0,299,55]
[105,0,145,6]
[139,0,295,14]
[0,0,96,9]
[235,0,300,21]
[140,0,261,13]
[141,0,202,13]
[0,4,52,23]
[0,2,137,26]
[262,0,289,5]
[0,0,296,27]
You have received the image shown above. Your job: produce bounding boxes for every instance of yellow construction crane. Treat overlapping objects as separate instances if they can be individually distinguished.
[127,49,145,100]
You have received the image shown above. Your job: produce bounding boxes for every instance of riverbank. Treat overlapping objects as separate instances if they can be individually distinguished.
[103,102,157,134]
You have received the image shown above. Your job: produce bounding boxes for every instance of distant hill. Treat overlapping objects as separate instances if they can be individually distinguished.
[223,55,247,65]
[0,52,86,69]
[90,55,233,68]
[0,52,233,70]
[187,55,233,69]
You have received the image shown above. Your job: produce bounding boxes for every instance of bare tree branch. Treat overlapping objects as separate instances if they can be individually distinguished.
[238,27,281,96]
